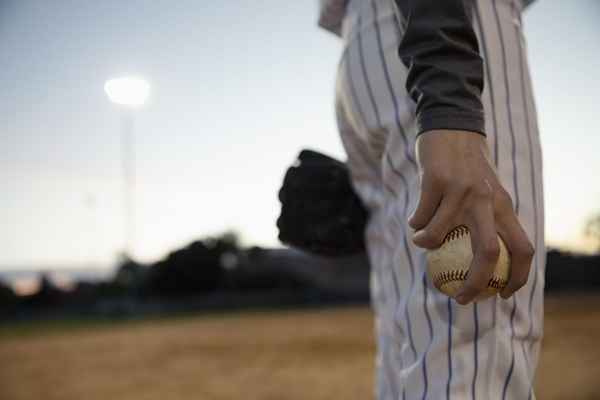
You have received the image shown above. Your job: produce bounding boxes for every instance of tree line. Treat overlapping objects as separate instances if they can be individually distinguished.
[0,230,599,320]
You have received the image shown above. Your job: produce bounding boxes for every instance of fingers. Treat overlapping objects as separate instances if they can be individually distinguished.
[496,212,535,299]
[408,175,442,230]
[455,196,499,305]
[412,193,461,249]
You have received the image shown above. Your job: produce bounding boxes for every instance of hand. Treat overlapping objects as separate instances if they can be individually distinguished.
[410,130,535,305]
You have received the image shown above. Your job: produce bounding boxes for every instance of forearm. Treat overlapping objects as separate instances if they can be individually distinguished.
[394,0,485,136]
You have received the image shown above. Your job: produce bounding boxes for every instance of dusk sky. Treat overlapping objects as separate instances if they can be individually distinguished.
[1,0,599,269]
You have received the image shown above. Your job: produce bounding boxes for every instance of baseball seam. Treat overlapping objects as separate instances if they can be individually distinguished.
[433,225,508,291]
[433,269,507,290]
[442,225,470,244]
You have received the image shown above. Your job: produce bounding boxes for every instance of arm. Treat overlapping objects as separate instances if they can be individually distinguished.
[394,0,535,304]
[395,0,485,136]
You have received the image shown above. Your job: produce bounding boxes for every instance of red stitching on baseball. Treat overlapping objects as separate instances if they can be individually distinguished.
[442,225,470,244]
[433,269,508,290]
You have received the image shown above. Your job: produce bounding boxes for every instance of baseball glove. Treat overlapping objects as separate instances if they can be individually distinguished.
[276,149,368,257]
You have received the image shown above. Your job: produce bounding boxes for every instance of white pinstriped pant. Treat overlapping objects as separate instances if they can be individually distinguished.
[333,0,545,399]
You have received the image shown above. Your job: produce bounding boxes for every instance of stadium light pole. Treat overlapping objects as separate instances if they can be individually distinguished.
[104,76,150,260]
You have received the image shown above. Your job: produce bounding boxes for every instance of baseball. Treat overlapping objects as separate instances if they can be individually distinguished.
[426,225,511,302]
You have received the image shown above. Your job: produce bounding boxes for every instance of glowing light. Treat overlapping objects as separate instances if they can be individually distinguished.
[104,76,150,107]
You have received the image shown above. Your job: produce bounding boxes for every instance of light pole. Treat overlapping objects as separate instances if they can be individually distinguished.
[104,76,150,259]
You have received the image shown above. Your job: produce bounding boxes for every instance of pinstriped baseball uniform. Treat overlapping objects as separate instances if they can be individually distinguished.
[319,0,545,399]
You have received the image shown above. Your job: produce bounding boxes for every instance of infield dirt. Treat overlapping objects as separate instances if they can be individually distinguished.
[1,294,599,400]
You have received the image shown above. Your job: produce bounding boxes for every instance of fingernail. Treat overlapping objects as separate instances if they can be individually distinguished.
[413,230,425,241]
[412,231,426,247]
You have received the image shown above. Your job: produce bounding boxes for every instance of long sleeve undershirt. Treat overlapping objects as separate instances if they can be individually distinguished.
[394,0,486,136]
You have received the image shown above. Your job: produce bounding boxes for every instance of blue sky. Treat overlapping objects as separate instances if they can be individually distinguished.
[1,0,599,269]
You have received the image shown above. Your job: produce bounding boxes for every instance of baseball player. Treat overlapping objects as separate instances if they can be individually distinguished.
[318,0,544,399]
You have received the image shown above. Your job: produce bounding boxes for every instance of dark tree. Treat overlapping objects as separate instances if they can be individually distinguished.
[142,231,241,296]
[545,248,600,292]
[113,256,146,293]
[0,280,17,306]
[23,273,66,308]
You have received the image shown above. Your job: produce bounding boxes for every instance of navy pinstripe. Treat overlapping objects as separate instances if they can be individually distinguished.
[373,1,436,389]
[515,6,540,346]
[502,297,518,400]
[371,0,419,335]
[335,97,404,399]
[490,1,523,396]
[346,31,422,398]
[522,343,533,400]
[491,0,520,213]
[371,0,416,168]
[386,153,418,361]
[474,1,500,166]
[471,7,497,399]
[472,303,480,400]
[343,51,407,351]
[446,298,453,400]
[384,339,400,400]
[380,6,437,394]
[358,5,421,371]
[513,5,540,398]
[357,14,382,128]
[344,47,369,135]
[325,1,545,398]
[346,9,422,389]
[421,274,434,400]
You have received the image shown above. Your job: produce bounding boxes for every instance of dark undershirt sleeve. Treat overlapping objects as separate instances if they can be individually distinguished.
[394,0,485,136]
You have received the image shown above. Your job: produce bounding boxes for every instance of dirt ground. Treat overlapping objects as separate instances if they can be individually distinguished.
[1,294,599,400]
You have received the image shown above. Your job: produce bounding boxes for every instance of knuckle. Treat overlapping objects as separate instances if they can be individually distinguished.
[515,240,535,261]
[472,281,488,293]
[414,229,440,249]
[481,241,501,261]
[496,189,514,213]
[461,280,485,295]
[501,291,514,300]
[509,268,530,290]
[465,271,489,290]
[496,187,511,200]
[408,217,422,230]
[427,227,446,246]
[453,179,471,195]
[512,275,528,290]
[524,242,536,258]
[471,183,493,201]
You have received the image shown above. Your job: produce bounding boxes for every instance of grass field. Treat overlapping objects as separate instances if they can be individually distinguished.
[1,294,599,400]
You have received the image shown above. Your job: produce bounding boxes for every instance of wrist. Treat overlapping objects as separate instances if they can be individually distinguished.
[416,109,486,137]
